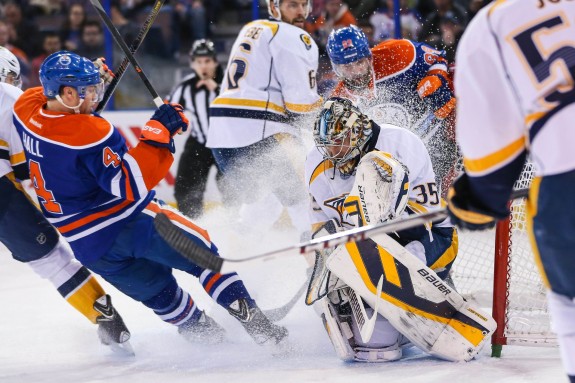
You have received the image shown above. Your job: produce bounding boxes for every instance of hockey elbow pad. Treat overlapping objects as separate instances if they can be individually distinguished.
[417,74,456,120]
[447,174,503,231]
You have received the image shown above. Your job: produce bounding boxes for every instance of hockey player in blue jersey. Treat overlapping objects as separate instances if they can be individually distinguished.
[327,25,458,195]
[0,46,132,353]
[13,50,287,346]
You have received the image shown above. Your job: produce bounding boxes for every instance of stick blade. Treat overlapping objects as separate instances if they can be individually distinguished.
[153,213,223,272]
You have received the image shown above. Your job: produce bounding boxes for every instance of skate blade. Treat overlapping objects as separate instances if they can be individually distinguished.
[106,339,135,357]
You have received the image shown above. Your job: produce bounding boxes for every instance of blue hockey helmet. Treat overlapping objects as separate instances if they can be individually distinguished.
[39,51,103,101]
[327,25,371,66]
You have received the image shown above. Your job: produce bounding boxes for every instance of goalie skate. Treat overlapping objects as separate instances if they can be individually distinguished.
[94,295,134,356]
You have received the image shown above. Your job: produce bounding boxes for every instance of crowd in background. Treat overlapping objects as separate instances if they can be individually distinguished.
[0,0,492,107]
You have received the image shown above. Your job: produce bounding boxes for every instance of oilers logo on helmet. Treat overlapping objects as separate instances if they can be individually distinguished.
[40,51,103,101]
[327,25,371,65]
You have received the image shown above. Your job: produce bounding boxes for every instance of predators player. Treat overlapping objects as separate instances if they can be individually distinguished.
[326,25,458,194]
[0,46,131,353]
[305,97,495,362]
[13,51,287,346]
[447,0,575,381]
[207,0,322,234]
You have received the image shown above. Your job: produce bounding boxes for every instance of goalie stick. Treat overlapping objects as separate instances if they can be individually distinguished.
[153,186,529,274]
[95,0,166,113]
[90,0,163,108]
[263,279,308,322]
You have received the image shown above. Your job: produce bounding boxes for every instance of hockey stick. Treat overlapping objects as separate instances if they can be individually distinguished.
[90,0,163,108]
[263,279,308,322]
[153,188,529,274]
[95,0,166,113]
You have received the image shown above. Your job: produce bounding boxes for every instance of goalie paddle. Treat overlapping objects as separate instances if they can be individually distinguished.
[153,187,530,274]
[95,0,166,113]
[90,0,163,108]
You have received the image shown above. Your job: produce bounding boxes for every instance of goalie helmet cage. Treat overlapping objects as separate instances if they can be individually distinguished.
[449,164,557,357]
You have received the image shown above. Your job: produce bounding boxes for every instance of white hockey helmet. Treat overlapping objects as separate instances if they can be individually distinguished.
[267,0,312,21]
[0,46,21,89]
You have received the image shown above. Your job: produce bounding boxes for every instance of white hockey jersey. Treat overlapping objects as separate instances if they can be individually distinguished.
[207,19,322,148]
[0,82,26,179]
[456,0,575,180]
[306,122,448,228]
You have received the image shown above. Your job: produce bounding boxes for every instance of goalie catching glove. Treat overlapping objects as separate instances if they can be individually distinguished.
[140,103,189,153]
[447,173,508,231]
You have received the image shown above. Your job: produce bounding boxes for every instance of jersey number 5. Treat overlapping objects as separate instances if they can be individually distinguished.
[512,14,575,104]
[29,160,63,214]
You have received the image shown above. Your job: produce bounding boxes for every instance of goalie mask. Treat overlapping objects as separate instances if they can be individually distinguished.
[313,97,373,176]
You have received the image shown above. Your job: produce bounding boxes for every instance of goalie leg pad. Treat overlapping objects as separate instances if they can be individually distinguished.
[326,234,496,362]
[343,151,410,227]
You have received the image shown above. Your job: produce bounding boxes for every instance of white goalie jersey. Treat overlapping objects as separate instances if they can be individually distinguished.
[306,122,449,230]
[207,19,322,149]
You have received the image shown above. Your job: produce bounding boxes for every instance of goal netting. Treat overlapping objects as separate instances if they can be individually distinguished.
[449,164,557,356]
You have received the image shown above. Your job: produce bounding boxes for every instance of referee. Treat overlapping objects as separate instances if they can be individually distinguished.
[168,39,224,218]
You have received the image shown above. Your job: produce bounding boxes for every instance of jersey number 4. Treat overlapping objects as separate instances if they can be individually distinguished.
[29,160,63,214]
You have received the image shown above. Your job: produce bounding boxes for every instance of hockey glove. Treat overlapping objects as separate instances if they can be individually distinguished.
[447,173,503,231]
[140,103,189,153]
[417,74,456,120]
[92,57,115,85]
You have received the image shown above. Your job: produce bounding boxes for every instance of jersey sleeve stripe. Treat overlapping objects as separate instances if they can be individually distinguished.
[463,136,525,175]
[285,98,323,113]
[121,163,135,201]
[122,153,149,199]
[212,97,286,115]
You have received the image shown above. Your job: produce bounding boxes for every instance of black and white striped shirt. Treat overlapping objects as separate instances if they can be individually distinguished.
[167,66,223,145]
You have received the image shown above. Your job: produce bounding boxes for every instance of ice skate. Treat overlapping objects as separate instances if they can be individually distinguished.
[227,298,288,346]
[94,295,134,356]
[178,311,226,344]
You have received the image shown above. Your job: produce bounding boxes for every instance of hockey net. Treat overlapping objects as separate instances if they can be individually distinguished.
[449,164,557,356]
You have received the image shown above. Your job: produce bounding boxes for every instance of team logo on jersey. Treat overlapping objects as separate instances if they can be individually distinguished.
[324,194,353,226]
[300,34,312,50]
[58,54,72,66]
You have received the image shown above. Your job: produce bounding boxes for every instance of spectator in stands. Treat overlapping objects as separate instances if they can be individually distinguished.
[306,0,357,51]
[110,0,140,46]
[439,12,463,63]
[0,20,30,87]
[417,0,467,47]
[467,0,490,20]
[343,0,377,20]
[60,2,86,51]
[76,20,105,58]
[370,0,421,42]
[30,32,62,87]
[171,0,207,58]
[3,1,41,57]
[27,0,67,16]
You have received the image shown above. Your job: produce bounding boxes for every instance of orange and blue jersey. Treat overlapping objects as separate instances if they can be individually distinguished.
[332,39,452,121]
[12,87,173,264]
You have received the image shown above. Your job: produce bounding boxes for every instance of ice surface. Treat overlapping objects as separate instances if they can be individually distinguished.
[0,207,565,383]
